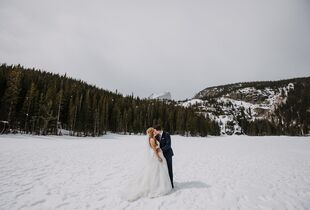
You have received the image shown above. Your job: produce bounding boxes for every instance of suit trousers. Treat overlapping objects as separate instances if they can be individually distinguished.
[164,154,174,188]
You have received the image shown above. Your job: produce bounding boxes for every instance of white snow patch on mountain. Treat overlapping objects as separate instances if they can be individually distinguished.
[182,83,295,135]
[148,92,172,100]
[182,99,203,107]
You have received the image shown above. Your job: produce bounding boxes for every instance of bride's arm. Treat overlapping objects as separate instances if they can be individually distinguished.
[150,138,163,162]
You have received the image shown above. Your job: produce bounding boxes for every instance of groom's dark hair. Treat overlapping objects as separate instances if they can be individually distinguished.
[154,125,162,131]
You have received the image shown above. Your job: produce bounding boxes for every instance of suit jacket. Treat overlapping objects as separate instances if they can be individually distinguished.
[157,131,174,158]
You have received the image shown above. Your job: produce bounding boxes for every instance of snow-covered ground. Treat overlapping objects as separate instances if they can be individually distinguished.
[1,134,310,210]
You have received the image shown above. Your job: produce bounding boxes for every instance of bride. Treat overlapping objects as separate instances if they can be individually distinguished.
[120,127,172,201]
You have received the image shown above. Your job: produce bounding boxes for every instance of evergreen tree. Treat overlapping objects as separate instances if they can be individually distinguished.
[0,63,221,136]
[1,67,22,129]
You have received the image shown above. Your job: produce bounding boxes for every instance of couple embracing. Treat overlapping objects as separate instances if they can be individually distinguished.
[121,125,174,201]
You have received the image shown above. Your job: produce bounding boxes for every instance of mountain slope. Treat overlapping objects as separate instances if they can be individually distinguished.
[182,77,310,135]
[0,63,219,136]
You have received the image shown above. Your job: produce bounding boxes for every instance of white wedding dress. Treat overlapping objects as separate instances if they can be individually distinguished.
[120,138,172,201]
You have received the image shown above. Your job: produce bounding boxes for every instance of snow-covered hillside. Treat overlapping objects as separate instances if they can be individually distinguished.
[148,92,172,100]
[182,82,296,135]
[1,134,310,210]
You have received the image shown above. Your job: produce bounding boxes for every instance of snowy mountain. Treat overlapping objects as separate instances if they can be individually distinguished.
[181,77,310,135]
[148,92,172,100]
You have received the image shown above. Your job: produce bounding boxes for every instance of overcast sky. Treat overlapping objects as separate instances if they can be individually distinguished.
[0,0,309,100]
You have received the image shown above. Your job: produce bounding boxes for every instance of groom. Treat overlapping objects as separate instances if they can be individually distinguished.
[154,125,174,188]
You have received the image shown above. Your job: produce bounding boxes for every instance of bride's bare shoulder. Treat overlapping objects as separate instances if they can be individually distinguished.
[149,138,156,145]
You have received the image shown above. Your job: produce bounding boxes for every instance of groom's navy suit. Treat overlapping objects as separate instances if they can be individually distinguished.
[156,131,174,188]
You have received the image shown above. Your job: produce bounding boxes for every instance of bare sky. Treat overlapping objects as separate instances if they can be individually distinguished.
[0,0,309,100]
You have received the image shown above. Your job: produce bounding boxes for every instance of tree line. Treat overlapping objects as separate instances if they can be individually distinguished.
[0,64,220,136]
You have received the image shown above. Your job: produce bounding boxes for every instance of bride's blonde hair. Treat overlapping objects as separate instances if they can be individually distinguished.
[146,127,158,147]
[146,127,155,138]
